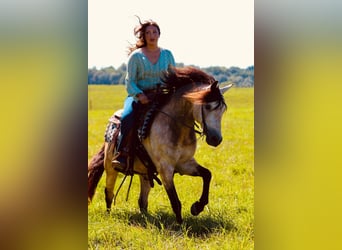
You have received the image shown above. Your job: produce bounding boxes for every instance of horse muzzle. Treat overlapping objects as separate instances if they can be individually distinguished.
[205,132,222,147]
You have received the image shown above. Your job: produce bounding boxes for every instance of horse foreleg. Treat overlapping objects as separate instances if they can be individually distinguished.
[178,160,212,216]
[138,175,151,213]
[190,165,211,216]
[160,168,183,223]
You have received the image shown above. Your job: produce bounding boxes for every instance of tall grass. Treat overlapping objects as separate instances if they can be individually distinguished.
[88,85,254,249]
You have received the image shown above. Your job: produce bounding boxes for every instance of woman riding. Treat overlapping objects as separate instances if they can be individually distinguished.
[112,17,176,171]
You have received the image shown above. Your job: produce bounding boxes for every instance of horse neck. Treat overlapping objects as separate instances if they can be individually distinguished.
[162,95,194,123]
[192,104,203,125]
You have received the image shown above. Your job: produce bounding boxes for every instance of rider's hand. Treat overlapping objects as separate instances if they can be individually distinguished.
[136,93,150,104]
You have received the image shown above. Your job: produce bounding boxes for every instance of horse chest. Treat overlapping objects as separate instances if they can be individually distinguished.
[170,129,196,148]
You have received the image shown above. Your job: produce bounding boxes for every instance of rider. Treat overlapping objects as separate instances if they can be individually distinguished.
[112,17,176,172]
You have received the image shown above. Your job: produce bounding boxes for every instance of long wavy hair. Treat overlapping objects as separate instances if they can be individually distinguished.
[128,16,161,55]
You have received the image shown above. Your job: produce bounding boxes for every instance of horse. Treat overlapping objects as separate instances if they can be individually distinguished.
[88,66,233,223]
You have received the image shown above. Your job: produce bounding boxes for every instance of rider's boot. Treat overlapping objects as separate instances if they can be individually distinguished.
[112,130,133,174]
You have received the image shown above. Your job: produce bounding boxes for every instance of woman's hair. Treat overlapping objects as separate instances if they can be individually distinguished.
[128,16,161,55]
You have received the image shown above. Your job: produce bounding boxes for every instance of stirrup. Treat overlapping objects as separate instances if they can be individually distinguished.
[112,153,130,174]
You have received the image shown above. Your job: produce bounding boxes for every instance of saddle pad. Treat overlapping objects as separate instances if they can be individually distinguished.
[104,109,122,143]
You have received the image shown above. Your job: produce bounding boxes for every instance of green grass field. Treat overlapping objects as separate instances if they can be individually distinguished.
[88,85,254,249]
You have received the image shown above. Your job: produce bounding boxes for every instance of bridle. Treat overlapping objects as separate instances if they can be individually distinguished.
[200,105,208,137]
[149,82,225,138]
[155,109,204,137]
[200,100,224,137]
[156,99,224,139]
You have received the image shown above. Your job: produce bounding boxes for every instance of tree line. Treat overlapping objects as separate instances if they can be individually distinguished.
[88,63,254,87]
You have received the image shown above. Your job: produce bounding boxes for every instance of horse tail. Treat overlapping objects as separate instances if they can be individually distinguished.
[88,143,105,204]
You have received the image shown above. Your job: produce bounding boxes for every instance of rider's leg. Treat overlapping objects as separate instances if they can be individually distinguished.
[113,96,137,171]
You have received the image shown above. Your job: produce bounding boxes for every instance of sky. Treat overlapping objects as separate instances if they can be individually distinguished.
[88,0,254,69]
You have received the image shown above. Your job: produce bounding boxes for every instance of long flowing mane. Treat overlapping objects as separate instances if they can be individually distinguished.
[162,66,226,106]
[162,66,215,89]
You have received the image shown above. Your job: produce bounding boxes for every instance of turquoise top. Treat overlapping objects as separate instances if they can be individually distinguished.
[125,48,176,97]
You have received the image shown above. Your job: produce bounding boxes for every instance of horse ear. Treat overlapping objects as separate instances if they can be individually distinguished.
[220,83,233,95]
[210,81,219,91]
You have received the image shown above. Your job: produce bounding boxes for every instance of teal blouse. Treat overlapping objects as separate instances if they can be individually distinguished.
[125,48,176,97]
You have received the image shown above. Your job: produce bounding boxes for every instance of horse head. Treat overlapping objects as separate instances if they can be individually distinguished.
[191,81,233,147]
[163,66,233,147]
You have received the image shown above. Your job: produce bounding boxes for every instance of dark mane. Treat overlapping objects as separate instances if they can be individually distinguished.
[161,66,215,90]
[161,66,225,106]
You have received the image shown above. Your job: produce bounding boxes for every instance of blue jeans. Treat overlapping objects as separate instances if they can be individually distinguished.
[117,96,139,150]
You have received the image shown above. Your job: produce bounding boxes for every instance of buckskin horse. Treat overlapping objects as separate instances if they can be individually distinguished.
[88,66,233,223]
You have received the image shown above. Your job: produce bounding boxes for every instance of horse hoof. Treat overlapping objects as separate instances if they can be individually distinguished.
[191,201,201,216]
[140,208,148,215]
[176,216,183,224]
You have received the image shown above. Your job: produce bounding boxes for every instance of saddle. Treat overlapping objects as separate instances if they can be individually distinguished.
[104,101,164,188]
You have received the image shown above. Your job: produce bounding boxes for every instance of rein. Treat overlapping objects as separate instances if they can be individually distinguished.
[113,174,133,205]
[155,107,206,138]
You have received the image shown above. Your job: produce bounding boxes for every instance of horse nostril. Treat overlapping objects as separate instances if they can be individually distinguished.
[207,135,222,147]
